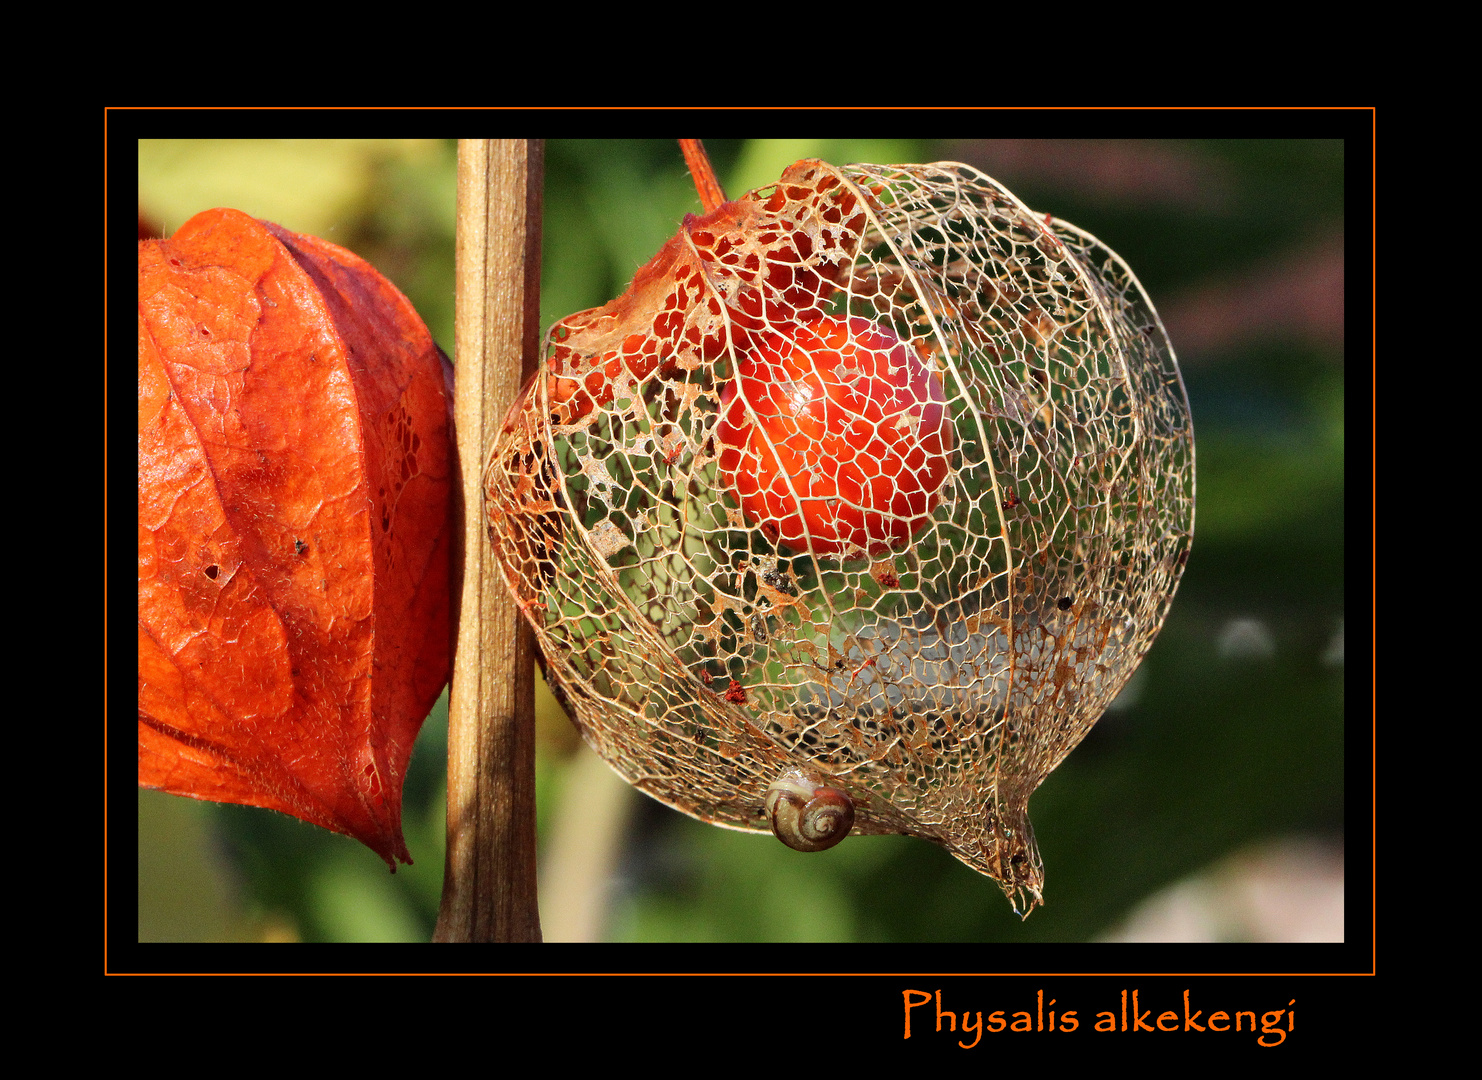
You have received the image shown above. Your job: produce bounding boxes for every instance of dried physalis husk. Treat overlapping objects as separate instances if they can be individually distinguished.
[485,159,1193,915]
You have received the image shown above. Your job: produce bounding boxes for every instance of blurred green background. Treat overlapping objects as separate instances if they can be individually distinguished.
[135,137,1347,944]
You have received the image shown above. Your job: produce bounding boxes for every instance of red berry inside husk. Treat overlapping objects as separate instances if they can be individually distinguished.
[717,314,953,558]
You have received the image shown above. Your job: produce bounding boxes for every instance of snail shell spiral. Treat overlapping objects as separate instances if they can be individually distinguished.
[765,769,855,853]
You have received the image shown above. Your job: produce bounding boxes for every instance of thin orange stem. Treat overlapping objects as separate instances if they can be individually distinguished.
[680,139,727,213]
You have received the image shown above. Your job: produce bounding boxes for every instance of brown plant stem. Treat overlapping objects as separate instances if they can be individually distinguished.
[435,139,545,943]
[680,139,727,213]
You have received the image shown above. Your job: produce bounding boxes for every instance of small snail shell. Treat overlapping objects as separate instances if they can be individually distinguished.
[765,769,855,852]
